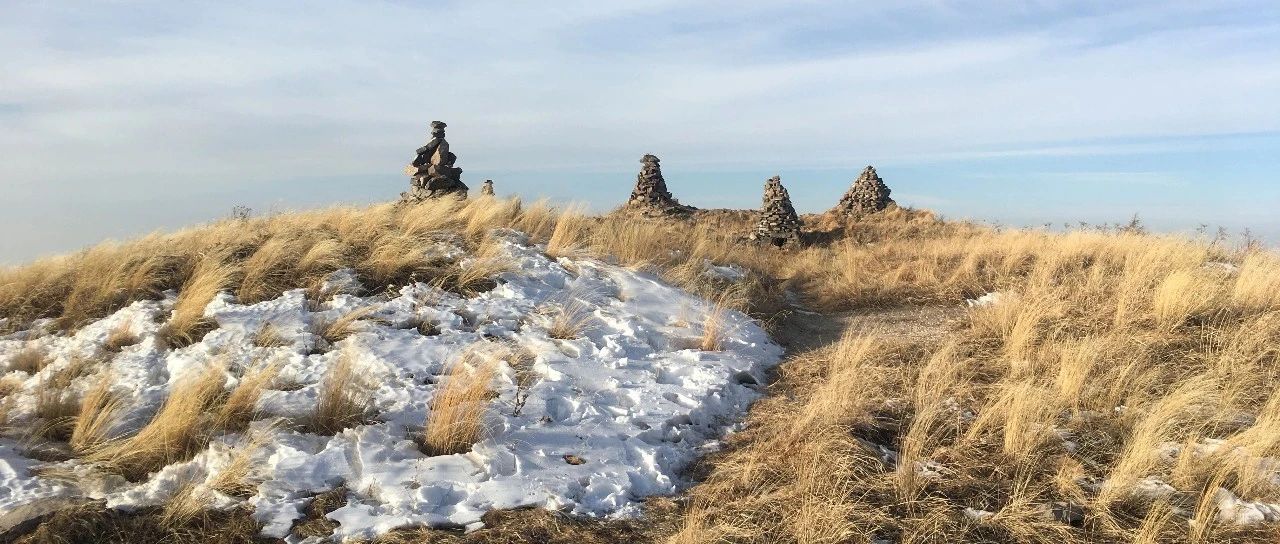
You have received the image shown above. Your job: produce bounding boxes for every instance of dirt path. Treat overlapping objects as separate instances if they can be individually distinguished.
[775,301,963,354]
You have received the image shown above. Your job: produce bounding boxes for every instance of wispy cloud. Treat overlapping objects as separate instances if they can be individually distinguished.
[0,1,1277,261]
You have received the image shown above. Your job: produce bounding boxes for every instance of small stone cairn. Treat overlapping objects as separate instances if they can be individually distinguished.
[750,176,802,246]
[831,165,894,216]
[401,120,468,202]
[622,154,692,216]
[480,180,495,196]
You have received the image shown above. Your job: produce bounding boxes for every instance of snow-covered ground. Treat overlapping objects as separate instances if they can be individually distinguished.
[0,230,782,540]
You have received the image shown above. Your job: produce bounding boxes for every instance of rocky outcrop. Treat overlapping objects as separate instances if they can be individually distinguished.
[622,154,693,216]
[480,180,495,196]
[750,176,801,246]
[401,120,469,202]
[831,165,894,216]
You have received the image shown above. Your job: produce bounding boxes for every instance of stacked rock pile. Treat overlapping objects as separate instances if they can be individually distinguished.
[750,176,802,246]
[480,180,495,196]
[623,154,693,216]
[401,120,469,202]
[831,165,894,216]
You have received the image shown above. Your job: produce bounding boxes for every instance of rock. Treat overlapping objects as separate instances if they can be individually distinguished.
[831,165,894,216]
[620,154,694,216]
[750,176,802,247]
[400,120,469,202]
[480,179,495,196]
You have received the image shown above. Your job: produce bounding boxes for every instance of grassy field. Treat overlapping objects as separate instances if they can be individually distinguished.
[2,197,1278,543]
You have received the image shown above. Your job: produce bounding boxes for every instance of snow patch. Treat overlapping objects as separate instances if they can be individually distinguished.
[0,231,782,540]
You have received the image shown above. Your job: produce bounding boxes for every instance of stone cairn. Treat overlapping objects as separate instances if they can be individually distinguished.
[831,165,894,216]
[401,120,468,202]
[480,180,495,196]
[750,176,802,246]
[623,154,692,216]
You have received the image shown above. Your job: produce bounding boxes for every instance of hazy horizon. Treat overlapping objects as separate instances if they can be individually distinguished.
[3,1,1278,264]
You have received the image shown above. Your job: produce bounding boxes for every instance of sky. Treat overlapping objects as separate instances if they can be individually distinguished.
[1,1,1278,264]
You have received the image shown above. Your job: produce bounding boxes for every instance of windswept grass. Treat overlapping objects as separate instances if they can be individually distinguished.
[158,257,239,349]
[70,372,125,452]
[313,306,378,346]
[544,297,596,340]
[7,346,51,374]
[420,349,495,456]
[103,322,140,353]
[215,358,280,432]
[3,193,1276,543]
[251,322,288,348]
[308,349,373,435]
[85,364,227,481]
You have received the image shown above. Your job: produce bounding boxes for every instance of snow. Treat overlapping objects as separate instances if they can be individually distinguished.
[964,292,1003,308]
[0,230,782,539]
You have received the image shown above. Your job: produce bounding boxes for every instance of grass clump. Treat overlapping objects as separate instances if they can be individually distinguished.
[251,322,289,348]
[102,322,140,353]
[8,346,51,374]
[313,306,378,347]
[544,297,595,340]
[420,350,495,456]
[215,358,281,432]
[158,257,238,349]
[84,364,227,481]
[69,372,125,453]
[307,349,373,435]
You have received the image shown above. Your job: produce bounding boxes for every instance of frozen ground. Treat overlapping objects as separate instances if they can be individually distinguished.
[0,230,782,540]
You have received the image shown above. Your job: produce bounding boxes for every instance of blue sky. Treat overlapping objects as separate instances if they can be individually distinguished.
[1,1,1278,263]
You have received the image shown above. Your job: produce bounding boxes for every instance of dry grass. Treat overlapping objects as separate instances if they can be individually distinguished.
[84,363,227,481]
[697,287,745,351]
[544,296,596,340]
[8,346,51,374]
[215,359,280,432]
[69,371,124,452]
[251,322,288,348]
[313,306,378,347]
[160,481,210,527]
[158,257,239,348]
[208,431,270,499]
[4,195,1278,543]
[103,322,140,353]
[0,198,563,337]
[307,349,373,435]
[420,349,495,456]
[29,354,102,442]
[662,228,1280,544]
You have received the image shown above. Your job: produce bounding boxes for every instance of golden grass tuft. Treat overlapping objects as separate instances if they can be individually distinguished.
[697,287,746,351]
[545,297,595,340]
[7,346,51,374]
[69,371,124,453]
[215,358,281,432]
[103,322,140,353]
[420,350,495,456]
[252,322,289,348]
[85,363,227,481]
[159,257,239,349]
[308,349,373,435]
[160,481,210,527]
[314,306,378,347]
[209,430,271,499]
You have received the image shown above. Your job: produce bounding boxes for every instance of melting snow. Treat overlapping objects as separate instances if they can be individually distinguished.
[0,231,782,539]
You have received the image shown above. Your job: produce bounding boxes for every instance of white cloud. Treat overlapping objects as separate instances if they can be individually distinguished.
[0,0,1277,261]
